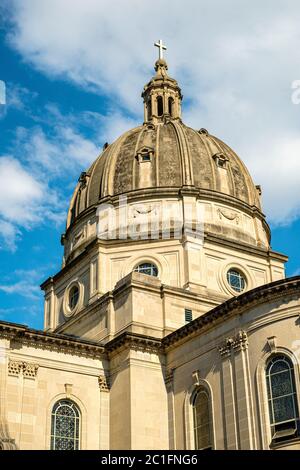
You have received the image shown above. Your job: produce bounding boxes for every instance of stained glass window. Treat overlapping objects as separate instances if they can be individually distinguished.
[266,355,300,443]
[50,400,80,450]
[193,388,212,450]
[134,263,158,277]
[227,269,246,293]
[69,285,79,311]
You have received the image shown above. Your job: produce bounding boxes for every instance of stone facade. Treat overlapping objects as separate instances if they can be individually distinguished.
[0,54,299,450]
[1,277,300,450]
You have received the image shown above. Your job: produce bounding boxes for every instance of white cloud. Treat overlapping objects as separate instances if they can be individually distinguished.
[0,279,40,300]
[0,267,49,301]
[0,82,38,120]
[14,105,139,176]
[0,305,41,321]
[0,156,43,222]
[0,155,63,251]
[0,98,119,252]
[0,219,20,251]
[4,0,300,223]
[16,125,98,175]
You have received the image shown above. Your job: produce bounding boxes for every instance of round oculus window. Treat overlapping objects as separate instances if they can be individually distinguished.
[227,269,246,293]
[134,263,158,277]
[69,284,80,311]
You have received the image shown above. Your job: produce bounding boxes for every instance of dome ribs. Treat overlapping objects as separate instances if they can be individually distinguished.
[158,122,182,187]
[172,121,193,186]
[184,126,214,190]
[215,138,253,205]
[209,135,235,197]
[113,131,138,195]
[66,123,263,237]
[132,127,147,190]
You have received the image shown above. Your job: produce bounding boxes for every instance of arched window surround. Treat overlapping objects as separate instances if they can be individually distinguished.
[50,399,81,450]
[46,394,87,450]
[134,262,158,277]
[157,96,163,117]
[184,379,216,450]
[256,347,300,449]
[123,255,169,283]
[168,97,174,117]
[266,355,299,443]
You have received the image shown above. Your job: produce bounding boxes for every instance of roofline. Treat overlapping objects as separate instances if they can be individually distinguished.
[41,231,287,291]
[0,320,106,357]
[5,276,299,357]
[162,275,300,349]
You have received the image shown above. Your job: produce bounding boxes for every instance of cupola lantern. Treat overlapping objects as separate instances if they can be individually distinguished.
[142,40,183,123]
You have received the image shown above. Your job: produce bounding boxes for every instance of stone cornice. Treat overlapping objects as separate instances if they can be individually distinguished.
[105,331,162,355]
[43,228,284,290]
[54,291,113,334]
[56,274,226,336]
[204,233,288,262]
[4,277,299,360]
[41,238,99,290]
[0,321,106,359]
[162,276,300,349]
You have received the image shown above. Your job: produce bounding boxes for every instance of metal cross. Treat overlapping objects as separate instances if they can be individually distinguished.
[154,39,167,60]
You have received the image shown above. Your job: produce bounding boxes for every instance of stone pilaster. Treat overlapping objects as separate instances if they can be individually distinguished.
[219,331,256,450]
[98,374,110,449]
[0,341,17,450]
[164,368,176,449]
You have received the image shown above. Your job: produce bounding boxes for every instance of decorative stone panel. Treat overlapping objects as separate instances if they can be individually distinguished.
[219,330,248,357]
[8,360,23,377]
[98,374,110,392]
[23,362,39,378]
[8,360,39,378]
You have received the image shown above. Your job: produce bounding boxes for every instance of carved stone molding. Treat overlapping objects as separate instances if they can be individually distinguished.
[8,360,23,377]
[0,437,17,450]
[217,208,240,224]
[64,383,73,397]
[232,330,248,352]
[98,374,110,392]
[23,362,39,378]
[267,336,277,354]
[219,330,248,358]
[8,360,39,378]
[192,370,201,386]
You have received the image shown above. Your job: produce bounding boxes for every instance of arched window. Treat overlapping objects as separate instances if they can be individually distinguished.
[50,400,80,450]
[193,388,212,450]
[227,268,246,293]
[266,355,300,443]
[147,99,152,121]
[69,284,79,311]
[134,262,158,277]
[157,96,163,116]
[168,97,174,116]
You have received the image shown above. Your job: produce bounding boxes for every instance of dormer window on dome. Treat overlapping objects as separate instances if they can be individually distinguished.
[213,153,229,169]
[136,146,154,163]
[142,40,182,124]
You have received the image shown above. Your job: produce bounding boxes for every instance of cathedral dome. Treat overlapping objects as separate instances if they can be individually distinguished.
[67,121,261,229]
[63,51,268,264]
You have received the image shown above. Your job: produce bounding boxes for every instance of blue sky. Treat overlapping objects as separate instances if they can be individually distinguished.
[0,0,299,330]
